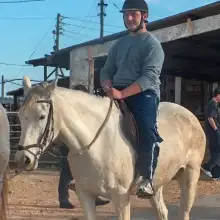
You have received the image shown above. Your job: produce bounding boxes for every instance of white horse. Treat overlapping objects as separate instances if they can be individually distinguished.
[0,103,10,220]
[15,76,206,220]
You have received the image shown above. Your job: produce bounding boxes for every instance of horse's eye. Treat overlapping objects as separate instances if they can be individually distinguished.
[39,115,46,120]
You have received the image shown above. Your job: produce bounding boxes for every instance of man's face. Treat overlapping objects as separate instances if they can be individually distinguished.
[216,94,220,103]
[123,10,147,31]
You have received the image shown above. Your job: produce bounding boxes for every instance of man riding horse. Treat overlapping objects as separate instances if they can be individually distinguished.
[100,0,165,198]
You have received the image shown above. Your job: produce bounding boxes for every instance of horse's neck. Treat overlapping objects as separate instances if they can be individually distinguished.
[56,91,114,153]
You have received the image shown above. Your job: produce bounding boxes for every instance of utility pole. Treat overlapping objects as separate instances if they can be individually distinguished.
[55,13,61,52]
[52,13,62,77]
[98,0,108,38]
[1,75,4,99]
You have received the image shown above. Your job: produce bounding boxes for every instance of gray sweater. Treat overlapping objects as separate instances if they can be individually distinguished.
[99,32,165,97]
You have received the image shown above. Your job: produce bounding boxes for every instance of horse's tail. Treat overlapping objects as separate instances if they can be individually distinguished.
[0,172,9,220]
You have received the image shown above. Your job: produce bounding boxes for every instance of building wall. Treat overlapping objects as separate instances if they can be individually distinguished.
[68,13,220,118]
[69,49,214,119]
[69,41,115,90]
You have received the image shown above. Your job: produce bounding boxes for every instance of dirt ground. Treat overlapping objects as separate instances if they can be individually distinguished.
[5,167,220,220]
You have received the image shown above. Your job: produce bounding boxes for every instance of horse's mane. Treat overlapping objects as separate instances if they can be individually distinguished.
[21,82,111,112]
[55,87,112,113]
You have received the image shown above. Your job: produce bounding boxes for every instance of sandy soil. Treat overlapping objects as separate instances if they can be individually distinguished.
[5,168,220,220]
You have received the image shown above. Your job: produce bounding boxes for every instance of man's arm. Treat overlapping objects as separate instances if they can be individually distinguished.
[206,103,218,130]
[120,42,165,99]
[100,43,117,89]
[208,117,218,130]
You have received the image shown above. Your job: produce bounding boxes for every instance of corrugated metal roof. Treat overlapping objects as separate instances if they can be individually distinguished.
[7,77,70,96]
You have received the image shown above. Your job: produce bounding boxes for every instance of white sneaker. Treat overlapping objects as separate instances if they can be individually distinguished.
[201,167,212,178]
[136,179,155,198]
[139,180,154,193]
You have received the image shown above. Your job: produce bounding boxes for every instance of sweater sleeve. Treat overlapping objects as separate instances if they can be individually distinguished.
[135,42,165,91]
[99,42,117,81]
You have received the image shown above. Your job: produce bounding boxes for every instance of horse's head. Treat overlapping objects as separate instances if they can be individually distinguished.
[15,76,60,171]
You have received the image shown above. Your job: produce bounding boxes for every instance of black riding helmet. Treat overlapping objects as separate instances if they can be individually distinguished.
[120,0,148,32]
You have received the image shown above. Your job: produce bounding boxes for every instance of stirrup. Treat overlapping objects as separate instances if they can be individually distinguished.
[136,178,156,199]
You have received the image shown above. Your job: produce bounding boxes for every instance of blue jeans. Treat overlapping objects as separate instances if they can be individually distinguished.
[58,146,73,202]
[204,125,220,171]
[116,88,163,181]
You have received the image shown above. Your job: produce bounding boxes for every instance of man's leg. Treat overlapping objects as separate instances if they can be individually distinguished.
[125,90,162,198]
[202,152,220,176]
[202,129,220,178]
[58,157,75,209]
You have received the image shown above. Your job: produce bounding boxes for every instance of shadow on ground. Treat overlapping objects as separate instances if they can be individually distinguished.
[8,202,220,220]
[131,204,220,220]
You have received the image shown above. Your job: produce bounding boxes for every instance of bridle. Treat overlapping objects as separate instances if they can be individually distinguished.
[17,99,55,160]
[17,97,114,160]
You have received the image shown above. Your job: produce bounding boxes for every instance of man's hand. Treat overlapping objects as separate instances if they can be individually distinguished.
[107,88,122,100]
[101,80,112,89]
[208,117,218,130]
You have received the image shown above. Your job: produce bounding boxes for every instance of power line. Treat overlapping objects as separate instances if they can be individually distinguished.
[0,0,45,3]
[0,17,54,20]
[62,16,122,28]
[7,81,22,86]
[0,62,29,67]
[28,30,49,60]
[62,29,93,38]
[62,33,87,41]
[0,15,123,28]
[69,0,98,34]
[109,0,120,10]
[63,22,114,34]
[6,27,50,92]
[0,16,95,20]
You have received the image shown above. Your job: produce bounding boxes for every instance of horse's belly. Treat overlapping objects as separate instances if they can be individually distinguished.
[68,155,133,197]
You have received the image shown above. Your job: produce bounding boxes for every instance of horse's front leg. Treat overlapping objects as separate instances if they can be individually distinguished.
[112,193,131,220]
[75,187,97,220]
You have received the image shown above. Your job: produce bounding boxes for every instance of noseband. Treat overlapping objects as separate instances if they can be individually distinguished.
[17,99,55,160]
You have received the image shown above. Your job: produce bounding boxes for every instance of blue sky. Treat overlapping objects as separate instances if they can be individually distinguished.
[0,0,218,95]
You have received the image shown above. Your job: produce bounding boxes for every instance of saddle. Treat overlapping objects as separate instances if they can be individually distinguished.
[114,100,139,151]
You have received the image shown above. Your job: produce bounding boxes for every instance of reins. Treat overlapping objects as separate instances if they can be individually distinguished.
[73,98,114,156]
[3,97,114,184]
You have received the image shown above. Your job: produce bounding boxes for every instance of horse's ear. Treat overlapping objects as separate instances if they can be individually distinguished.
[23,76,32,96]
[47,78,58,92]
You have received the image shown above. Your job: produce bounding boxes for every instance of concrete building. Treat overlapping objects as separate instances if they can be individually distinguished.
[7,1,220,119]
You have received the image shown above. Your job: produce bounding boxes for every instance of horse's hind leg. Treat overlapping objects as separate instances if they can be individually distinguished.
[149,186,168,220]
[178,164,200,220]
